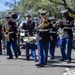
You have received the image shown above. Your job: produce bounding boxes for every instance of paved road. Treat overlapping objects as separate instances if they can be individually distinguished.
[0,48,75,75]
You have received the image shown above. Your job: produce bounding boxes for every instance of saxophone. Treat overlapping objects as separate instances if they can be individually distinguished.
[4,23,10,41]
[4,23,13,41]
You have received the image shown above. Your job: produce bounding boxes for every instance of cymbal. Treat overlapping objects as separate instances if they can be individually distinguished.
[23,36,36,42]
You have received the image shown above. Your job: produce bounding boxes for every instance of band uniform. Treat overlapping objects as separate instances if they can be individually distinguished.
[4,16,21,59]
[59,10,74,63]
[35,11,50,67]
[21,14,36,61]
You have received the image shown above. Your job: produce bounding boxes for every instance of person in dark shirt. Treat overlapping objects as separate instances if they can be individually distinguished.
[35,11,50,67]
[4,15,21,59]
[0,25,3,54]
[48,17,58,60]
[59,10,74,63]
[20,13,36,61]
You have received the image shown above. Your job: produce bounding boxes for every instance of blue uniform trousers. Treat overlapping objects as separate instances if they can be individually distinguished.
[37,41,49,64]
[50,40,56,58]
[60,38,72,60]
[7,40,19,58]
[26,42,36,60]
[0,40,2,54]
[16,40,21,56]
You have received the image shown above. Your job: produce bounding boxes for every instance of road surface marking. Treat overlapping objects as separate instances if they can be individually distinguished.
[63,68,75,75]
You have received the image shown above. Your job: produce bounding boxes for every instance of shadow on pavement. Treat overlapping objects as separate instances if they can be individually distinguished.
[44,59,75,68]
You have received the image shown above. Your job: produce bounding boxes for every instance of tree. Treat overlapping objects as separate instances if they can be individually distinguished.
[0,11,6,25]
[49,0,75,14]
[4,0,75,19]
[17,0,63,18]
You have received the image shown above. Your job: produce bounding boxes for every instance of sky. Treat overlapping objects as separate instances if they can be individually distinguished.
[0,0,19,11]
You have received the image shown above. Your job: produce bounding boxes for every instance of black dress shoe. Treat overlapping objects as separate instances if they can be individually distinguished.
[0,52,2,55]
[26,57,30,60]
[35,64,40,66]
[7,57,13,59]
[35,64,44,67]
[15,55,18,58]
[50,57,54,60]
[40,64,44,67]
[0,53,2,55]
[26,58,30,61]
[18,53,21,56]
[59,58,67,61]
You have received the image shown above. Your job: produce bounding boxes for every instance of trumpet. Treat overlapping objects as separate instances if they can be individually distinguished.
[52,20,65,28]
[38,18,49,29]
[40,18,49,28]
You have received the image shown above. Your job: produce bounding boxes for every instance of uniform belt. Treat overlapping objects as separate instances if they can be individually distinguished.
[64,27,72,29]
[9,32,14,33]
[49,31,57,33]
[39,29,49,32]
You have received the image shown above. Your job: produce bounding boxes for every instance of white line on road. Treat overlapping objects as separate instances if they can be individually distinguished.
[63,68,75,75]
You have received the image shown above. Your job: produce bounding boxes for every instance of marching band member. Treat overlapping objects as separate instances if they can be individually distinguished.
[4,15,21,59]
[35,11,50,67]
[20,13,37,61]
[59,10,74,63]
[0,25,3,55]
[48,17,58,60]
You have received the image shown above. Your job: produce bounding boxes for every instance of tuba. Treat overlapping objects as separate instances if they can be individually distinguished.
[5,8,22,22]
[5,9,22,43]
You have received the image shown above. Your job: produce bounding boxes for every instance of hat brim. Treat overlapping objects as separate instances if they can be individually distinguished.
[41,13,46,15]
[6,17,10,18]
[26,16,31,17]
[40,10,47,15]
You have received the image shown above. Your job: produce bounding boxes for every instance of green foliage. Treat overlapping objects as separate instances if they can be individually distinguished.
[2,0,75,19]
[0,12,6,25]
[17,0,63,18]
